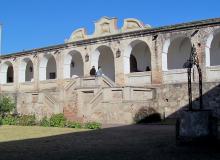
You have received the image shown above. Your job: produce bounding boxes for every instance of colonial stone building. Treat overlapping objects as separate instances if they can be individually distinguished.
[1,17,220,124]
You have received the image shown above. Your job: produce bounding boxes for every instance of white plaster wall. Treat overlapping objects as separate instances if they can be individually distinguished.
[91,50,100,71]
[131,42,151,72]
[19,58,34,82]
[70,52,84,77]
[124,40,151,74]
[39,56,47,81]
[0,61,13,84]
[126,72,151,86]
[210,32,220,66]
[167,37,191,69]
[163,69,188,84]
[64,51,84,78]
[206,66,220,81]
[98,46,115,81]
[91,46,115,81]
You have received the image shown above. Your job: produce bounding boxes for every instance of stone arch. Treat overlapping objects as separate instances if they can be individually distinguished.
[39,54,57,80]
[91,45,115,81]
[124,40,151,74]
[19,58,34,82]
[0,61,14,84]
[206,28,220,66]
[63,50,84,79]
[163,36,192,70]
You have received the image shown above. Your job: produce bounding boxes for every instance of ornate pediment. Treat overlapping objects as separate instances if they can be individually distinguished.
[93,17,118,36]
[65,17,152,42]
[122,18,150,32]
[66,28,87,43]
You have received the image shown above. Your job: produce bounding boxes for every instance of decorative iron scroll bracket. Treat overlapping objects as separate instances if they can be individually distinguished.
[183,44,203,111]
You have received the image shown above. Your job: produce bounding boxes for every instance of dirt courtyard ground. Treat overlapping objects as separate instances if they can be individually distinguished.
[0,124,219,160]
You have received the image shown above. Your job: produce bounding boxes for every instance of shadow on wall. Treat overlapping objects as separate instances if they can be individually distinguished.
[132,82,220,124]
[134,107,161,123]
[166,83,220,119]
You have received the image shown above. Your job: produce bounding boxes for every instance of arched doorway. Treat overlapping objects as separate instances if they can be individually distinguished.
[130,41,151,72]
[63,50,84,79]
[167,37,192,70]
[26,60,34,81]
[130,54,137,72]
[91,46,115,81]
[0,61,14,84]
[7,66,14,83]
[39,54,57,80]
[124,40,151,74]
[46,56,56,79]
[19,58,34,82]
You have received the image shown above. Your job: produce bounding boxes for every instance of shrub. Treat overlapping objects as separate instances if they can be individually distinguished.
[2,114,17,125]
[49,114,66,127]
[0,116,2,125]
[84,122,101,129]
[0,96,15,116]
[66,121,82,128]
[40,117,50,127]
[17,115,36,126]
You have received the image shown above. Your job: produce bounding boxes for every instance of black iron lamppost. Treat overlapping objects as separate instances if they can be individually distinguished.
[183,44,203,111]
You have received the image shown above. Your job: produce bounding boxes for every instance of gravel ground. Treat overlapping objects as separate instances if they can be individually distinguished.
[0,124,219,160]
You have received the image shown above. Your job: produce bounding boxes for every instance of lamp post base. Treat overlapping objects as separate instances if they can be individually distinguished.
[176,110,218,144]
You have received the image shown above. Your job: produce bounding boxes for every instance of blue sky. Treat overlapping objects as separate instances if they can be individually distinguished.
[0,0,219,54]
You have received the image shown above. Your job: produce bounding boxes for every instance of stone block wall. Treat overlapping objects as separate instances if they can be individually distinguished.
[1,81,220,124]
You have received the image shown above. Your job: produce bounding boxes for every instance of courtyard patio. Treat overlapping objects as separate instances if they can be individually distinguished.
[0,124,219,160]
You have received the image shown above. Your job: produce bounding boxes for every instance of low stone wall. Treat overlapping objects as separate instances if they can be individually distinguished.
[1,81,220,124]
[155,82,220,118]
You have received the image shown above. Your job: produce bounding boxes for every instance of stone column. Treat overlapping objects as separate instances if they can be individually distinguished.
[84,46,91,77]
[14,58,19,91]
[33,55,39,91]
[191,32,206,82]
[151,35,162,84]
[113,41,126,86]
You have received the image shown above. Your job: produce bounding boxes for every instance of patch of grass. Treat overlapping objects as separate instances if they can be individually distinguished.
[66,121,82,128]
[84,122,102,129]
[0,125,88,142]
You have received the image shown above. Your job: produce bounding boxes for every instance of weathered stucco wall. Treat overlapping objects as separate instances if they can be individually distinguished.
[1,17,220,124]
[1,79,220,124]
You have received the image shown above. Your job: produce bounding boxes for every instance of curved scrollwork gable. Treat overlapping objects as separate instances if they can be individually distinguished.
[122,18,150,32]
[66,28,87,43]
[93,16,118,37]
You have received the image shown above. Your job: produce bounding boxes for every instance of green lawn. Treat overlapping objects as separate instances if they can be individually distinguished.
[0,125,87,142]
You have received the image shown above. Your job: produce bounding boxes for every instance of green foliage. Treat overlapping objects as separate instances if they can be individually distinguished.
[49,114,66,127]
[40,117,50,127]
[84,122,101,129]
[66,121,82,128]
[2,114,17,125]
[0,112,102,129]
[17,115,36,126]
[0,116,2,125]
[0,96,15,116]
